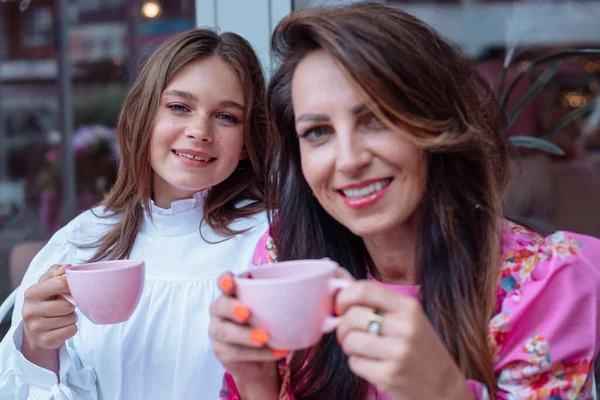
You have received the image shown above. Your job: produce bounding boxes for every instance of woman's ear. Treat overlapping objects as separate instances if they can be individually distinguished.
[239,147,248,160]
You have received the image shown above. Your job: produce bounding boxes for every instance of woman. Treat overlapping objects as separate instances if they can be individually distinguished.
[0,29,275,399]
[210,4,600,399]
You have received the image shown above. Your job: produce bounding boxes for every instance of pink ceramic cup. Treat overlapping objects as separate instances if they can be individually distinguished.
[234,259,350,350]
[64,260,145,325]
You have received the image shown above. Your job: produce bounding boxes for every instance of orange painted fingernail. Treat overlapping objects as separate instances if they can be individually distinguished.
[219,277,234,292]
[233,306,249,321]
[272,349,289,357]
[334,305,341,316]
[336,336,342,345]
[250,330,269,345]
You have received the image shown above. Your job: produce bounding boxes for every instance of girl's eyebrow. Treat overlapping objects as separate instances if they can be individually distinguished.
[217,100,245,112]
[162,91,245,112]
[163,89,198,102]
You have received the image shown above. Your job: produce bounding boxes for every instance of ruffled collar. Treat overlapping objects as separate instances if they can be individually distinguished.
[141,190,208,236]
[149,190,207,216]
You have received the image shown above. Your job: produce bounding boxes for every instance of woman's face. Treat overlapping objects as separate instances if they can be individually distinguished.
[291,50,428,239]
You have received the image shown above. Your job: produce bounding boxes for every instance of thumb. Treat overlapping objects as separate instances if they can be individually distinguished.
[334,267,355,281]
[57,264,72,275]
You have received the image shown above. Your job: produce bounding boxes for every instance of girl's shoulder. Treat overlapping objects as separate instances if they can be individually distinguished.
[61,206,122,240]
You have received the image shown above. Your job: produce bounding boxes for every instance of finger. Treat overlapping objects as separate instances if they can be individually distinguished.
[347,355,393,392]
[337,306,406,341]
[217,272,236,296]
[38,264,63,283]
[25,275,71,303]
[213,342,289,364]
[48,312,78,329]
[210,294,259,326]
[334,267,354,280]
[57,264,72,275]
[33,298,76,318]
[336,281,416,315]
[25,312,78,341]
[36,323,78,349]
[340,330,402,361]
[210,319,272,348]
[337,305,382,341]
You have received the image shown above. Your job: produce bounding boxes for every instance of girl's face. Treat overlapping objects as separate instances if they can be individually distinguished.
[149,56,247,208]
[291,50,428,239]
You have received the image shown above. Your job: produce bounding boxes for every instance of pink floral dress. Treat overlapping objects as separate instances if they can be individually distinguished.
[221,220,600,399]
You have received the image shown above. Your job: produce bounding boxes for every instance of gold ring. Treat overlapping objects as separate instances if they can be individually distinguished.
[367,311,383,336]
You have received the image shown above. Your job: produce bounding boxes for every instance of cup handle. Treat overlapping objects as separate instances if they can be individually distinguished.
[62,294,76,306]
[321,278,351,334]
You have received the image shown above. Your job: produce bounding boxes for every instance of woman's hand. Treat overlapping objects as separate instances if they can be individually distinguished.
[21,264,77,374]
[336,281,473,400]
[209,272,285,399]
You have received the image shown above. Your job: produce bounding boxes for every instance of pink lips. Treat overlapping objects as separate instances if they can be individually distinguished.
[172,149,215,167]
[338,178,392,210]
[172,149,214,159]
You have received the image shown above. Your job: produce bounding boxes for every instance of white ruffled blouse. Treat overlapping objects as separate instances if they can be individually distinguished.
[0,192,269,399]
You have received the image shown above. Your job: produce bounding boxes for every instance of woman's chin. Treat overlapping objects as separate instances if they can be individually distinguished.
[344,221,388,239]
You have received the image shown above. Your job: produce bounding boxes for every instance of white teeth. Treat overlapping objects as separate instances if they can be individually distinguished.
[342,178,391,199]
[175,151,211,162]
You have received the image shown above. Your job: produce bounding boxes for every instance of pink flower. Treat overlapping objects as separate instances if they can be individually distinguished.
[45,148,59,163]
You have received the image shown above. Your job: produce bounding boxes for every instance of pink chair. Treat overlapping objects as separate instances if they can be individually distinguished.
[0,241,46,324]
[9,241,46,290]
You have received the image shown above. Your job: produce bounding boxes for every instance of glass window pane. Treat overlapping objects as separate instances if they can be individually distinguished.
[0,0,196,337]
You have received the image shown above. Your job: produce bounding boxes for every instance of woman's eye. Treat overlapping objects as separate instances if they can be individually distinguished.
[299,126,330,140]
[364,114,384,130]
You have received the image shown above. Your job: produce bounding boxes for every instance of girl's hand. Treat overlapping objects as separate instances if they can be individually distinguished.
[22,264,77,349]
[336,281,473,400]
[21,264,77,373]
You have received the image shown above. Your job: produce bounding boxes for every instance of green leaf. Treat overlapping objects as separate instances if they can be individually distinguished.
[508,136,565,156]
[507,62,562,128]
[543,101,596,140]
[500,49,600,108]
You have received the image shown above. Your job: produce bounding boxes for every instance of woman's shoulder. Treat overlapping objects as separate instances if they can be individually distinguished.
[251,226,277,267]
[489,220,600,398]
[499,219,600,294]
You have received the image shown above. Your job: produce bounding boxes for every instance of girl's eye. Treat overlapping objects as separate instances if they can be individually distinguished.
[217,114,240,123]
[168,104,190,113]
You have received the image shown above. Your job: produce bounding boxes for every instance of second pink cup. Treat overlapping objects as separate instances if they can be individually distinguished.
[234,259,349,350]
[64,260,145,325]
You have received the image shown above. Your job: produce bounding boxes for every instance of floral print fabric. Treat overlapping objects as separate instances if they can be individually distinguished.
[221,221,600,399]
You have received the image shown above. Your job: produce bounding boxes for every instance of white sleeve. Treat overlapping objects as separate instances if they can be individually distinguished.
[0,224,98,399]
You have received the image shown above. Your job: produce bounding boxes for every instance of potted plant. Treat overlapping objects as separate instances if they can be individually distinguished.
[38,125,119,235]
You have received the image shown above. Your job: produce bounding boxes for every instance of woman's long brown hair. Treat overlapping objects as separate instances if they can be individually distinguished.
[266,3,508,398]
[87,28,268,261]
